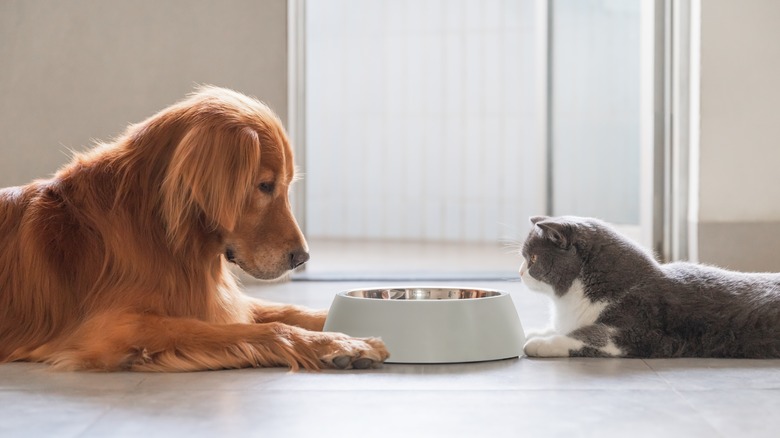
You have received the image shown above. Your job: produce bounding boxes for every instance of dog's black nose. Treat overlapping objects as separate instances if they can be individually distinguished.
[289,248,310,269]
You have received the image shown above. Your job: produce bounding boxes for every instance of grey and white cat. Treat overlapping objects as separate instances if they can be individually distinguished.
[520,215,780,358]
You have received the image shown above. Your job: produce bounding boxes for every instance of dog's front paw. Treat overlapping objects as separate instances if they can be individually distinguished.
[523,335,582,358]
[318,335,389,370]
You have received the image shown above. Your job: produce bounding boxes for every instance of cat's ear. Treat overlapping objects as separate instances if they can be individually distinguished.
[530,215,549,225]
[536,219,573,249]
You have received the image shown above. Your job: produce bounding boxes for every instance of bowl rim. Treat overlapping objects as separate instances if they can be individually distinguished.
[336,285,509,301]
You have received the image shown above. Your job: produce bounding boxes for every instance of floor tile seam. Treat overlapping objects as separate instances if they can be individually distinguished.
[641,358,681,392]
[155,387,780,394]
[246,379,289,390]
[115,387,693,394]
[7,387,779,395]
[667,387,729,438]
[72,407,119,438]
[69,385,146,438]
[641,359,780,391]
[131,375,149,391]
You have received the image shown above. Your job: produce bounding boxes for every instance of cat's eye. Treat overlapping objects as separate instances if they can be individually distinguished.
[258,182,275,194]
[529,254,537,265]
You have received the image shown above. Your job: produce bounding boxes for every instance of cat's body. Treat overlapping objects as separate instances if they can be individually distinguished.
[520,215,780,358]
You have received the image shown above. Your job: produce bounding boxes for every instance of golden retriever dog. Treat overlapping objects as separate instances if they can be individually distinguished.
[0,86,388,371]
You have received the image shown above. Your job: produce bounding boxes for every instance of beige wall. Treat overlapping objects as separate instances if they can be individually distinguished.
[697,0,780,271]
[0,0,288,188]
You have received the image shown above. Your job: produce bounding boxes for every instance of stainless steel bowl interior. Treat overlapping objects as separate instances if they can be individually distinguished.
[343,288,501,300]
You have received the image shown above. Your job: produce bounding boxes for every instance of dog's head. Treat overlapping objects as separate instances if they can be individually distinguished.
[160,86,308,280]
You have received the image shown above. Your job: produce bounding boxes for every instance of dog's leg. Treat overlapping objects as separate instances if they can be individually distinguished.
[247,298,327,331]
[45,312,387,372]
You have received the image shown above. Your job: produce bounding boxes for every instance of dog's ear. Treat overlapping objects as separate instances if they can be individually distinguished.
[162,125,260,247]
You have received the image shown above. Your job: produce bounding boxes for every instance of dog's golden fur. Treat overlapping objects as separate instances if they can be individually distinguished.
[0,86,388,371]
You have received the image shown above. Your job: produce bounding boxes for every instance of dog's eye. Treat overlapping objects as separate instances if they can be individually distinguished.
[258,182,275,194]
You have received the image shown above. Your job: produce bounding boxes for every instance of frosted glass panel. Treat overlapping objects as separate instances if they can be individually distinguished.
[551,0,641,224]
[305,0,546,242]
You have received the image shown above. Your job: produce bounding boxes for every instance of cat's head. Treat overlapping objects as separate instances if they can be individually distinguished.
[519,215,604,297]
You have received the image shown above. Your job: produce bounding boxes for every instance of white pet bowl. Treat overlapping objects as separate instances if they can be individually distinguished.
[323,286,526,364]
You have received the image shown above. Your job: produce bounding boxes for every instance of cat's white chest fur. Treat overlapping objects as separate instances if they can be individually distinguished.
[549,279,608,334]
[520,259,620,356]
[520,260,607,335]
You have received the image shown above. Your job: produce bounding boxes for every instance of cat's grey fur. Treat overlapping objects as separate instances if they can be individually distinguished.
[520,215,780,358]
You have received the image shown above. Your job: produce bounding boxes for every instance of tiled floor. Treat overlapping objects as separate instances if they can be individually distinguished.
[2,278,780,437]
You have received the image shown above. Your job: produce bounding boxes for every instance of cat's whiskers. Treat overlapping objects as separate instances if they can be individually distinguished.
[499,238,523,255]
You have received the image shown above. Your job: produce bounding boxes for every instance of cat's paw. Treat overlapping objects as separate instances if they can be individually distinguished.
[525,328,557,340]
[523,335,583,358]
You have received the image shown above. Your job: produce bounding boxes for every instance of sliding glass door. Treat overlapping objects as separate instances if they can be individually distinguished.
[293,0,665,273]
